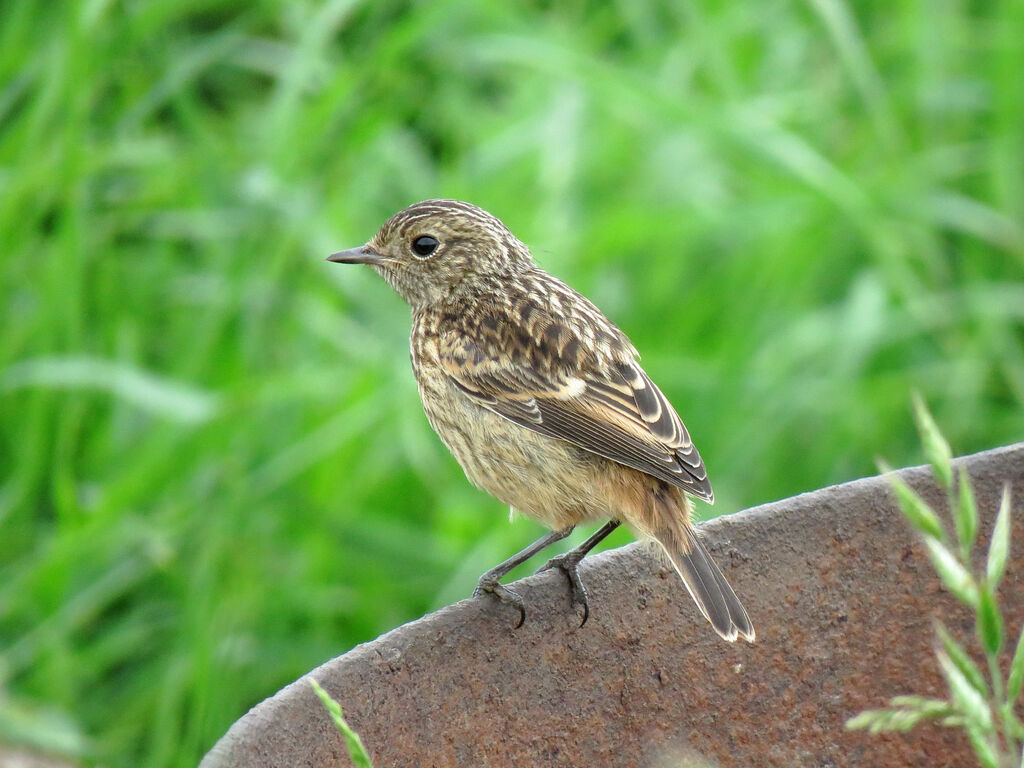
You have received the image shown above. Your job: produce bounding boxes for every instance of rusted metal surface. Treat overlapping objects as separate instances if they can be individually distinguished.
[201,444,1024,768]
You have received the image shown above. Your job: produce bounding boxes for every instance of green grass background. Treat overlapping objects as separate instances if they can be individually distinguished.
[1,0,1022,765]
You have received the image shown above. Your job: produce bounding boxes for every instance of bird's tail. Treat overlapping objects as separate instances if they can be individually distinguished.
[647,493,753,643]
[656,528,755,643]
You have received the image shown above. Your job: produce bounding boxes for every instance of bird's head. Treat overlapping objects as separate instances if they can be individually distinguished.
[328,199,533,311]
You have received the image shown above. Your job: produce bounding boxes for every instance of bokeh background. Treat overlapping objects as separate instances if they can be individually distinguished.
[1,0,1022,766]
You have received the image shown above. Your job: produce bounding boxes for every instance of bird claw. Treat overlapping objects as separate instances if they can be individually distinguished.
[539,551,591,626]
[474,576,527,628]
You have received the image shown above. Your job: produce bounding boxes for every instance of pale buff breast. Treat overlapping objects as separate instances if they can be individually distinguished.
[413,364,624,529]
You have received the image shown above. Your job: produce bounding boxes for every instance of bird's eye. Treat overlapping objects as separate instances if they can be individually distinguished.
[411,235,439,258]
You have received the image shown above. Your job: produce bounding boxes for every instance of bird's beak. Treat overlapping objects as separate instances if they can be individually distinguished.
[326,246,386,266]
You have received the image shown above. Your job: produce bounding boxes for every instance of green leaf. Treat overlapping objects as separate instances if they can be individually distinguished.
[938,651,993,732]
[925,538,979,607]
[1003,709,1024,741]
[912,393,953,489]
[986,483,1012,589]
[935,623,988,696]
[883,467,946,542]
[964,725,1000,768]
[976,586,1004,657]
[1007,625,1024,702]
[310,679,375,768]
[955,468,979,559]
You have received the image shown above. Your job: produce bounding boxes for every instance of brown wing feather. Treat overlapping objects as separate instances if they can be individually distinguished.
[438,322,714,503]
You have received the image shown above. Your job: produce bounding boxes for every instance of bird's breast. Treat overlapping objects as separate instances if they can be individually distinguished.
[409,327,613,529]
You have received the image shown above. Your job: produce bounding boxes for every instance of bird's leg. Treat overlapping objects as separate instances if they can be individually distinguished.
[538,520,621,626]
[474,525,575,628]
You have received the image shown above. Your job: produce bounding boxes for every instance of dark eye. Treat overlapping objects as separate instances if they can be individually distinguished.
[411,235,439,257]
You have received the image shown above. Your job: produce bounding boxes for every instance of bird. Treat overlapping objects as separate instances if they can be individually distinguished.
[328,199,754,643]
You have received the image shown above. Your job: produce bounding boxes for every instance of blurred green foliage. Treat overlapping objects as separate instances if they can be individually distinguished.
[0,0,1021,765]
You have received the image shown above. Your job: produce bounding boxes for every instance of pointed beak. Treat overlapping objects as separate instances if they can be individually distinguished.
[326,246,386,266]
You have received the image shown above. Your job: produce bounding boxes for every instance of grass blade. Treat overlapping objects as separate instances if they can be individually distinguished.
[965,725,1000,768]
[925,538,979,608]
[937,651,993,733]
[956,467,979,562]
[883,466,946,542]
[912,393,953,488]
[975,585,1005,657]
[310,679,374,768]
[846,697,955,733]
[1007,625,1024,702]
[986,483,1012,589]
[935,623,988,696]
[1,356,220,424]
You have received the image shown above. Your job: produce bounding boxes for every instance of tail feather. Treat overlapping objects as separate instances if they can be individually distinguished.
[658,532,755,643]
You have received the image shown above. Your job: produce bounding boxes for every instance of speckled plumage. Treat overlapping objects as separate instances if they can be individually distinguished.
[329,199,753,642]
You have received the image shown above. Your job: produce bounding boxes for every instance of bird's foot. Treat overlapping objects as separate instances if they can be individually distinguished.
[538,550,591,626]
[474,572,527,628]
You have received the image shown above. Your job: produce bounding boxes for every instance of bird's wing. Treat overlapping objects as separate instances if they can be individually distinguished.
[437,323,714,502]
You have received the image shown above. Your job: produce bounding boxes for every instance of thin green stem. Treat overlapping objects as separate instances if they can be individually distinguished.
[950,485,972,565]
[990,652,1005,709]
[989,645,1020,765]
